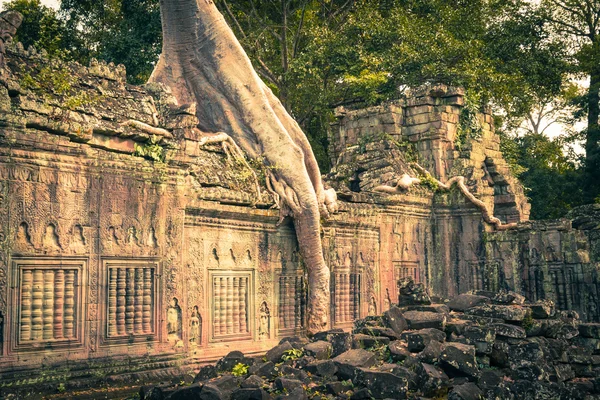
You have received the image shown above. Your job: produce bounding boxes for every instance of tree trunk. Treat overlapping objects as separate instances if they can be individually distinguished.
[586,68,600,201]
[150,0,332,333]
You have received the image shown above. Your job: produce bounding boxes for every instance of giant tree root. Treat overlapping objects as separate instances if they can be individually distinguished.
[375,164,517,230]
[151,0,335,333]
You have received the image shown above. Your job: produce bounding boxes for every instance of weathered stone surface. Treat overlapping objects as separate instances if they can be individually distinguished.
[448,382,483,400]
[241,375,265,389]
[397,278,431,306]
[388,340,413,362]
[274,377,303,393]
[358,325,402,340]
[421,363,450,396]
[304,360,338,378]
[231,388,269,400]
[303,340,332,360]
[333,349,376,380]
[141,386,165,400]
[312,330,352,357]
[440,343,479,378]
[403,310,446,330]
[418,339,445,363]
[248,362,278,380]
[580,323,600,338]
[403,328,445,352]
[492,323,526,339]
[529,300,556,319]
[352,334,390,349]
[355,368,408,399]
[447,294,490,312]
[492,290,525,305]
[216,351,254,372]
[166,384,204,400]
[265,342,294,363]
[382,306,408,335]
[465,304,529,322]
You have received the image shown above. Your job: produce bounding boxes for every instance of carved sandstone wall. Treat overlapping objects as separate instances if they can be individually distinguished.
[0,43,598,390]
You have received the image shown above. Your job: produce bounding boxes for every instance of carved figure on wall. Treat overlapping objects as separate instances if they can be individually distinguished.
[189,305,202,346]
[69,224,86,253]
[42,224,61,253]
[16,222,34,251]
[147,227,158,248]
[167,297,182,342]
[545,246,559,262]
[368,297,377,316]
[259,301,270,340]
[126,226,141,247]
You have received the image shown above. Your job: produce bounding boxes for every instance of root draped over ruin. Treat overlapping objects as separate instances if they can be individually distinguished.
[150,0,336,333]
[374,163,517,231]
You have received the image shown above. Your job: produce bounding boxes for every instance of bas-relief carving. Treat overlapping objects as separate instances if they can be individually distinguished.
[189,305,202,346]
[259,301,270,340]
[167,297,182,343]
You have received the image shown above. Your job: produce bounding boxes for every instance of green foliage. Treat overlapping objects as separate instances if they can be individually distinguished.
[456,92,482,150]
[231,363,249,377]
[418,173,440,192]
[499,131,584,219]
[281,348,303,361]
[133,135,165,162]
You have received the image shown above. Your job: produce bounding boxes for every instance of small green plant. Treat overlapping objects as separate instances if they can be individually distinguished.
[134,135,165,162]
[57,382,66,393]
[231,362,249,376]
[522,311,534,331]
[282,348,303,361]
[418,172,440,192]
[456,92,483,150]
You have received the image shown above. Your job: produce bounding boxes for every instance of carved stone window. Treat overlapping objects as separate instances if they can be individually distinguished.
[278,275,306,333]
[11,258,85,351]
[332,272,361,325]
[209,271,253,342]
[102,259,159,342]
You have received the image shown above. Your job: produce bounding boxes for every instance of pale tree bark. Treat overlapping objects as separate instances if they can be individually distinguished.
[150,0,337,333]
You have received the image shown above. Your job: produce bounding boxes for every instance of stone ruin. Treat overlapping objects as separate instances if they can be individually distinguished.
[0,12,598,394]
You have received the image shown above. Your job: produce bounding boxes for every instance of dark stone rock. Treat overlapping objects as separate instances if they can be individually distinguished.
[403,310,446,330]
[491,290,525,305]
[477,369,502,391]
[350,388,371,400]
[403,329,444,352]
[274,377,303,393]
[140,386,164,400]
[215,351,255,373]
[571,337,600,353]
[355,368,408,399]
[199,384,224,400]
[166,384,204,400]
[279,365,309,383]
[421,363,450,397]
[388,340,412,362]
[231,388,269,400]
[397,277,431,306]
[382,305,408,335]
[303,340,332,360]
[241,375,264,389]
[326,381,348,396]
[545,320,579,340]
[194,365,219,382]
[279,336,309,347]
[492,323,526,339]
[312,330,352,357]
[489,342,509,368]
[529,300,555,319]
[440,343,479,378]
[274,386,308,400]
[358,325,401,340]
[448,382,483,400]
[403,304,450,314]
[552,364,575,382]
[248,361,278,380]
[419,339,445,363]
[387,365,419,390]
[445,319,473,337]
[507,342,544,369]
[333,349,376,380]
[579,323,600,339]
[465,304,529,322]
[352,334,390,349]
[447,294,490,312]
[265,341,294,363]
[304,359,338,378]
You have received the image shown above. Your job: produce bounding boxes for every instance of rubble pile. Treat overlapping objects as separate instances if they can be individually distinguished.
[140,286,600,400]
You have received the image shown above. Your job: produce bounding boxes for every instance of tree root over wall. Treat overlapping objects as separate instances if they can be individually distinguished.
[375,163,517,231]
[150,0,337,333]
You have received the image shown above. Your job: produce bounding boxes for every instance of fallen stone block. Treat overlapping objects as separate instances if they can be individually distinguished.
[447,294,490,312]
[492,323,526,339]
[265,341,294,363]
[303,340,332,360]
[465,304,529,322]
[382,305,408,335]
[312,330,352,357]
[448,382,483,400]
[355,368,408,399]
[440,343,479,378]
[333,349,376,380]
[403,310,446,330]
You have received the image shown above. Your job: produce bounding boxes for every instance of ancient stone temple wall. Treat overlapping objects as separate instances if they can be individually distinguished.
[0,43,599,391]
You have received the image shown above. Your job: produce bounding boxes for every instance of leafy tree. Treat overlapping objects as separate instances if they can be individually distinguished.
[500,131,584,219]
[59,0,162,83]
[542,0,600,202]
[1,0,78,58]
